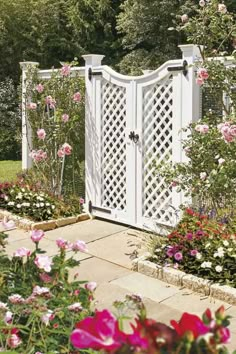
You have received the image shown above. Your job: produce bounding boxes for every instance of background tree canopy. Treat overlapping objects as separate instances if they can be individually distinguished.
[0,0,235,159]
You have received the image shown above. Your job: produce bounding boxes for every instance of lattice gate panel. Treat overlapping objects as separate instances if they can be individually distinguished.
[100,80,127,211]
[142,76,173,225]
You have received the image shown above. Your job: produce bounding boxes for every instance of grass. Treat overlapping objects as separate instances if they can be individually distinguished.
[0,160,21,182]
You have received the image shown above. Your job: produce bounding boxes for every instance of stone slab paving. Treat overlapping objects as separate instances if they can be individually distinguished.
[2,218,236,351]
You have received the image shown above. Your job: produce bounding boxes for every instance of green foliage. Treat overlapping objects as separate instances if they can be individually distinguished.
[0,79,21,160]
[149,208,236,287]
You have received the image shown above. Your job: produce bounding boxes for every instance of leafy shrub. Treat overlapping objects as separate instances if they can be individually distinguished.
[149,208,236,287]
[0,230,94,353]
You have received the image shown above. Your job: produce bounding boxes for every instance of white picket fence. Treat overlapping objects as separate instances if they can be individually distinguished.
[21,44,202,230]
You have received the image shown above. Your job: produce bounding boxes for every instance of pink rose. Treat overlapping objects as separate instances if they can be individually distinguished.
[34,255,53,272]
[31,229,45,243]
[80,197,84,204]
[37,128,46,140]
[195,124,209,134]
[218,4,227,14]
[61,64,71,76]
[57,149,65,158]
[197,68,209,80]
[174,252,183,261]
[62,113,69,122]
[36,84,44,93]
[62,143,72,156]
[72,240,88,252]
[56,238,72,250]
[30,149,47,162]
[196,77,204,86]
[181,14,188,23]
[73,92,81,103]
[27,102,37,110]
[45,96,56,109]
[7,334,22,348]
[85,282,97,292]
[14,247,31,257]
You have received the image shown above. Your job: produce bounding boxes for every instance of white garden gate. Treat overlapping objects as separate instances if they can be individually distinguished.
[83,45,201,230]
[21,44,201,231]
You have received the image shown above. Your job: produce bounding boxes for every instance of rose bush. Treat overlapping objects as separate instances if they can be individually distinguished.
[0,228,95,353]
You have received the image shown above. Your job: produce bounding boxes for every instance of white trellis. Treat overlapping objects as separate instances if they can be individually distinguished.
[21,44,202,230]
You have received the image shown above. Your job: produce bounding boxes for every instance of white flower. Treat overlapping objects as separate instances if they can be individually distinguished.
[199,0,205,6]
[36,203,40,208]
[46,203,50,206]
[7,202,15,206]
[228,248,233,252]
[16,204,21,209]
[21,188,25,192]
[200,172,207,180]
[205,243,211,248]
[155,248,162,253]
[215,265,223,273]
[196,253,202,260]
[68,302,83,312]
[40,203,44,207]
[4,196,8,201]
[51,205,55,210]
[218,158,225,165]
[201,261,212,268]
[218,247,224,252]
[223,240,229,247]
[47,210,51,214]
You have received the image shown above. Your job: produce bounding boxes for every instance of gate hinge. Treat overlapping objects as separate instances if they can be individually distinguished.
[88,68,103,81]
[167,60,188,77]
[89,201,111,214]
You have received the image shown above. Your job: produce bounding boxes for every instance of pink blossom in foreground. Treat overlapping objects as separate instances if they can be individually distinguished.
[7,333,22,348]
[4,311,13,324]
[197,68,209,80]
[174,252,183,261]
[39,272,53,283]
[62,113,69,122]
[8,294,25,304]
[34,255,53,272]
[72,240,88,252]
[32,286,51,297]
[36,84,44,93]
[37,128,46,140]
[73,92,81,103]
[196,77,204,85]
[85,282,97,292]
[30,149,47,162]
[217,327,231,344]
[171,312,209,339]
[27,102,37,110]
[14,247,31,258]
[57,148,65,158]
[45,96,56,109]
[218,4,227,14]
[56,238,72,250]
[31,229,45,243]
[61,64,71,76]
[62,143,72,156]
[195,124,209,134]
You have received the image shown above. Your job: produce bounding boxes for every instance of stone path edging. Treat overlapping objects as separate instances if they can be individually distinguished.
[0,208,90,231]
[133,255,236,305]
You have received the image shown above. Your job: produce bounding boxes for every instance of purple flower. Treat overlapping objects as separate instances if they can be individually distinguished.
[186,233,193,240]
[174,252,183,261]
[166,247,174,257]
[196,230,204,237]
[190,249,198,256]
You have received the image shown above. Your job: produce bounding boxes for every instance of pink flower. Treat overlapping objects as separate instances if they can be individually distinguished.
[14,247,31,258]
[218,4,227,14]
[62,143,72,156]
[56,238,72,250]
[57,149,65,158]
[171,313,209,339]
[32,286,51,297]
[8,294,24,304]
[41,311,54,326]
[171,181,178,187]
[45,96,56,109]
[72,240,88,252]
[30,149,47,162]
[27,102,37,110]
[62,113,69,122]
[1,218,15,230]
[61,65,71,76]
[196,77,204,85]
[218,158,225,165]
[85,282,97,292]
[36,84,44,93]
[230,125,236,137]
[181,14,188,23]
[195,124,209,134]
[73,92,81,103]
[4,311,13,324]
[217,327,231,344]
[34,255,53,272]
[7,334,22,348]
[39,272,53,283]
[166,247,174,257]
[174,252,183,261]
[190,249,198,256]
[68,302,83,312]
[70,310,124,351]
[80,197,85,204]
[31,229,45,243]
[37,128,46,140]
[197,68,209,80]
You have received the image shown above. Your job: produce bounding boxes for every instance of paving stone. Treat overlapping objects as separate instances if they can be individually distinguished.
[4,228,29,242]
[86,230,142,268]
[44,219,128,243]
[69,257,132,284]
[111,273,181,303]
[5,237,57,257]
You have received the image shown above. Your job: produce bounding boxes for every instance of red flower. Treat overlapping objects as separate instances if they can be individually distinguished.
[216,327,231,344]
[171,313,209,339]
[71,310,126,351]
[185,208,195,216]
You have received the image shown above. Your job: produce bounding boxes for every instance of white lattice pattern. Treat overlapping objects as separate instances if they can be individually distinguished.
[142,76,173,224]
[101,81,127,211]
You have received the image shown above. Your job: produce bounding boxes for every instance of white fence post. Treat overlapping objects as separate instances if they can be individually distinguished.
[20,61,39,170]
[82,55,104,212]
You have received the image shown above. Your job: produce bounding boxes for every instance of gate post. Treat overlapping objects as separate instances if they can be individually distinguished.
[82,54,104,212]
[20,61,39,170]
[172,45,201,213]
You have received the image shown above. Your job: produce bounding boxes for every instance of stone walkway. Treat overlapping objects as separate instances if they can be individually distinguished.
[2,219,236,351]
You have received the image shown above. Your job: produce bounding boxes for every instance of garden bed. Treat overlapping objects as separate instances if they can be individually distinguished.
[133,254,236,306]
[0,208,90,231]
